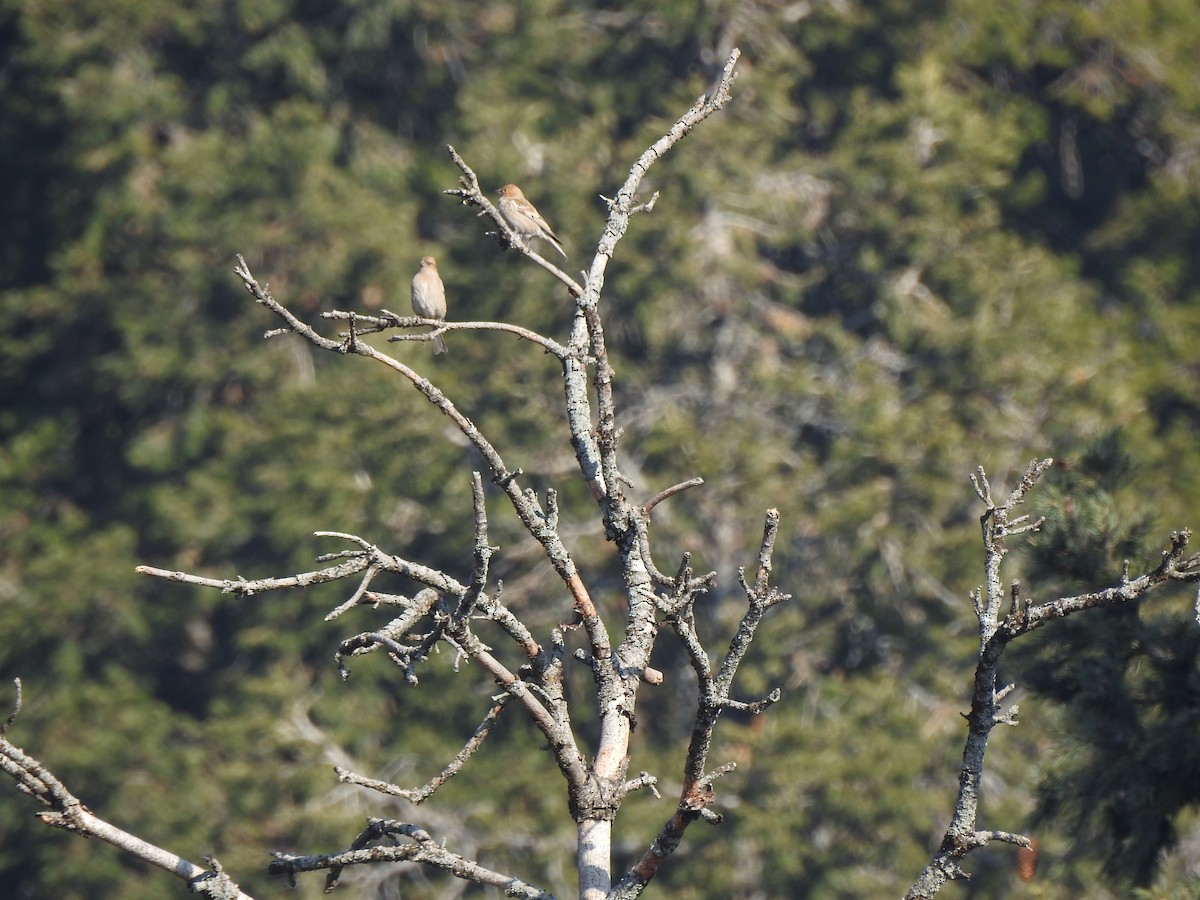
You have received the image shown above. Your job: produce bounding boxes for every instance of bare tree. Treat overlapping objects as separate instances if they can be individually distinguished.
[4,45,1200,900]
[6,49,775,900]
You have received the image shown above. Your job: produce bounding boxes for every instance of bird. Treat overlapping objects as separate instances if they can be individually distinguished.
[496,183,567,259]
[410,255,448,354]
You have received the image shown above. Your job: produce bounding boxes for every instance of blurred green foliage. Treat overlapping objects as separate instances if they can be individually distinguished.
[2,0,1200,896]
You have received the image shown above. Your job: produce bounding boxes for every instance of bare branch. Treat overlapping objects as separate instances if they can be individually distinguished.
[622,505,786,898]
[122,49,758,900]
[618,771,660,801]
[336,695,513,804]
[442,145,582,294]
[635,515,695,589]
[234,255,341,351]
[525,48,743,520]
[752,507,782,596]
[1003,530,1200,637]
[2,678,20,737]
[323,563,381,620]
[320,307,575,359]
[906,466,1200,899]
[136,559,369,596]
[641,477,704,517]
[269,818,555,899]
[581,48,740,315]
[975,458,1054,644]
[718,511,792,694]
[1,709,253,899]
[385,318,571,357]
[336,629,428,685]
[459,471,496,619]
[157,260,607,649]
[969,466,992,505]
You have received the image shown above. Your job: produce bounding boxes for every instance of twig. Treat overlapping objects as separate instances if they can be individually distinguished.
[2,678,21,737]
[641,477,704,517]
[136,557,370,597]
[336,695,513,803]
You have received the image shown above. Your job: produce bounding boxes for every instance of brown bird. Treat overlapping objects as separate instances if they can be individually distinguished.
[410,255,448,354]
[496,183,567,259]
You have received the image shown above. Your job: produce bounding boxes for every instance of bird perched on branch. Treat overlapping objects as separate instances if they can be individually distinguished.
[411,255,448,354]
[496,183,567,260]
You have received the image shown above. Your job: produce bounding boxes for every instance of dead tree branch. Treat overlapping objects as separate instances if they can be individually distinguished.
[9,46,792,900]
[336,695,513,804]
[443,146,583,292]
[0,680,253,900]
[613,508,787,899]
[268,818,556,899]
[905,460,1200,899]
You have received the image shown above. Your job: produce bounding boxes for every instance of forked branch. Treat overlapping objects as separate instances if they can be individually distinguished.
[906,461,1200,899]
[614,508,788,898]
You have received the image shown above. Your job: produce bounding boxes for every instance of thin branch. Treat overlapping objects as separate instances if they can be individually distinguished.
[618,771,661,801]
[234,256,341,351]
[641,477,704,517]
[635,514,698,589]
[618,505,785,898]
[455,637,587,790]
[458,472,496,619]
[906,467,1200,899]
[135,558,370,596]
[575,49,743,513]
[716,512,792,696]
[442,146,582,295]
[326,310,574,359]
[385,319,571,357]
[610,765,739,900]
[324,563,380,620]
[336,630,427,685]
[143,532,458,611]
[582,47,742,319]
[1003,528,1200,637]
[1,714,253,899]
[336,695,513,803]
[656,553,718,615]
[752,507,781,594]
[269,818,555,898]
[482,591,547,665]
[975,458,1053,644]
[2,678,21,737]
